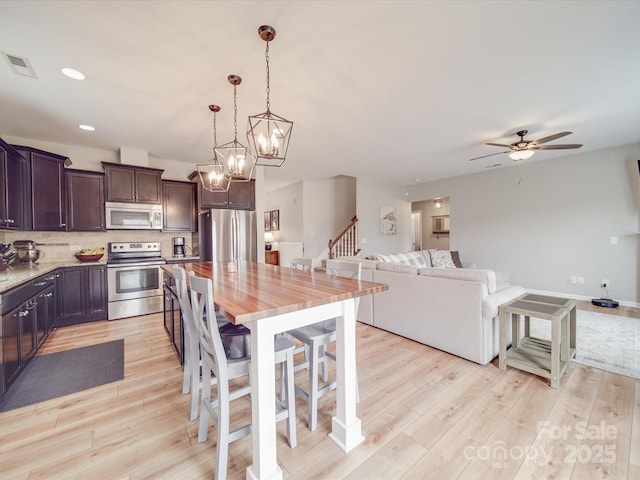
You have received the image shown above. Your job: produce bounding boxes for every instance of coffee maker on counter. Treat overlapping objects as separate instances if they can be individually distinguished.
[173,237,186,258]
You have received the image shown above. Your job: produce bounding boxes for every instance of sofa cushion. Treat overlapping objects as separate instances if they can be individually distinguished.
[376,262,419,274]
[428,249,457,269]
[418,267,498,294]
[374,251,430,268]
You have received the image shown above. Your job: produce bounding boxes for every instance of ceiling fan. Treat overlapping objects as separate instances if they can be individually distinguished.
[469,130,583,162]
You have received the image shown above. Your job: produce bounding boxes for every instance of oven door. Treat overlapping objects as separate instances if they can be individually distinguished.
[107,263,164,302]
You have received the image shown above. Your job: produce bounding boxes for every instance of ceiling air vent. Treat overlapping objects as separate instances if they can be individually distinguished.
[2,52,37,78]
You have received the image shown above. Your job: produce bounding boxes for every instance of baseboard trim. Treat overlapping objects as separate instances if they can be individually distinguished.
[525,288,640,309]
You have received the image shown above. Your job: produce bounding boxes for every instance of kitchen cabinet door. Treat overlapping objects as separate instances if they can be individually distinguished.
[66,170,105,231]
[86,265,107,318]
[13,145,69,231]
[36,284,56,346]
[20,299,37,364]
[2,306,22,390]
[135,169,162,204]
[57,267,86,325]
[0,139,29,230]
[163,180,196,232]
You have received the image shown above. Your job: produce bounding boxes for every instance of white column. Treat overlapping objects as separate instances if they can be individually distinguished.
[246,320,283,480]
[329,298,364,451]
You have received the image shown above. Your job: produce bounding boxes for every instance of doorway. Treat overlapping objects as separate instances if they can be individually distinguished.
[411,211,422,251]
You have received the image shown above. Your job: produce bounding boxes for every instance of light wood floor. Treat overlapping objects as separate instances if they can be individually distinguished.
[1,305,638,480]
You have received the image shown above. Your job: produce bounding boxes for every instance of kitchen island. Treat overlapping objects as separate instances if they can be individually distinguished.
[161,260,388,480]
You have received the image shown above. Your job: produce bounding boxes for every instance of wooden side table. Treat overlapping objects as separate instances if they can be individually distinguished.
[499,294,576,389]
[265,250,279,266]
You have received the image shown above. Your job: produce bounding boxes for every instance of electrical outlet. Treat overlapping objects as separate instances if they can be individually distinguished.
[70,245,81,251]
[577,276,585,284]
[570,276,577,284]
[602,279,609,288]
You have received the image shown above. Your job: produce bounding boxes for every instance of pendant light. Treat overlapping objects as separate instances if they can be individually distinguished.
[247,25,293,167]
[196,105,230,192]
[215,75,254,182]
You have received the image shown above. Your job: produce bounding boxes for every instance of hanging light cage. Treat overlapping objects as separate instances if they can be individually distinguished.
[248,25,293,168]
[215,75,255,182]
[197,105,230,192]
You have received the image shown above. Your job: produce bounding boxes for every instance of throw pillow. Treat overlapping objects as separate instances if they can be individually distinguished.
[450,250,463,268]
[374,251,429,268]
[428,249,457,269]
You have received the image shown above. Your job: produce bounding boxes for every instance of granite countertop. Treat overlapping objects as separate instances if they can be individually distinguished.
[0,260,107,294]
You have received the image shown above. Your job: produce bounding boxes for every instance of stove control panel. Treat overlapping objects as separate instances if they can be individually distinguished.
[109,242,161,254]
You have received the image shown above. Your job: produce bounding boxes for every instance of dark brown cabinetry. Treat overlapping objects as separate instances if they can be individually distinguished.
[265,250,279,266]
[13,145,69,231]
[197,179,255,210]
[66,170,105,231]
[163,273,183,364]
[162,180,196,232]
[0,139,29,230]
[103,162,163,204]
[57,265,107,327]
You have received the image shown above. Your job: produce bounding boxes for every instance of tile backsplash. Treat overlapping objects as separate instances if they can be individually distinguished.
[0,230,199,263]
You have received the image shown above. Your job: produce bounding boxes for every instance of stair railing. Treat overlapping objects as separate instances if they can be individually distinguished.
[328,216,360,259]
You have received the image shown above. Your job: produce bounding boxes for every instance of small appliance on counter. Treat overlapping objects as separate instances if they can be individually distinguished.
[173,237,186,257]
[12,240,42,264]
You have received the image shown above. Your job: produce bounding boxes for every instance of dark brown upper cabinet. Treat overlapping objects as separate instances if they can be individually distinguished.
[162,180,196,232]
[103,162,163,204]
[0,138,29,230]
[66,169,106,231]
[191,174,255,211]
[13,145,70,231]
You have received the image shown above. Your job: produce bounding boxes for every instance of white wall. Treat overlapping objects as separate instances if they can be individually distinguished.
[407,143,640,305]
[356,178,412,255]
[264,180,304,250]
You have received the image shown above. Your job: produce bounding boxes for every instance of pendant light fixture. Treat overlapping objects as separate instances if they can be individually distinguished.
[215,75,254,182]
[196,105,230,192]
[247,25,293,167]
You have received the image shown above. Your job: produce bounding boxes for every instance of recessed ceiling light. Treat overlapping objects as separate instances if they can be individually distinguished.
[79,124,95,131]
[415,178,421,182]
[61,67,85,80]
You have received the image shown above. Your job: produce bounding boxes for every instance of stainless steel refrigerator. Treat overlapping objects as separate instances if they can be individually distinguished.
[199,209,257,262]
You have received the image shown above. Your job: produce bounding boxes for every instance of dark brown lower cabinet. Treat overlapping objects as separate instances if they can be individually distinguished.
[58,265,108,327]
[163,274,184,364]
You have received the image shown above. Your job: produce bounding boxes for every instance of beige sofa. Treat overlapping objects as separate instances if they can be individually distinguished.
[341,252,525,365]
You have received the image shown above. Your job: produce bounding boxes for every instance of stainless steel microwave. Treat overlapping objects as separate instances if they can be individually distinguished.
[105,202,163,230]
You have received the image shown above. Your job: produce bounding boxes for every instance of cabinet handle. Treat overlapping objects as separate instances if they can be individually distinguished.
[45,275,56,281]
[19,310,29,317]
[7,219,14,224]
[44,292,53,298]
[35,281,47,286]
[61,223,66,227]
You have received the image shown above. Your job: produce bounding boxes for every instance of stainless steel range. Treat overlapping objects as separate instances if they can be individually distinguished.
[107,241,166,320]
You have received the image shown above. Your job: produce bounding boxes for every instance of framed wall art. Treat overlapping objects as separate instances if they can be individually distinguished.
[379,206,397,235]
[271,209,280,231]
[264,211,272,232]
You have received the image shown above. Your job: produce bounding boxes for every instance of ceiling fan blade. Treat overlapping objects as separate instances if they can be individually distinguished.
[485,142,511,148]
[533,131,572,145]
[533,144,583,150]
[469,151,509,161]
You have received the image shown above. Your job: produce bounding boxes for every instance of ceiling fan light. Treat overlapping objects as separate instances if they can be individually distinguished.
[508,150,535,161]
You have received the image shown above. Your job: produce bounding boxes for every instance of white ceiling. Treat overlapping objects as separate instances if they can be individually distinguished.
[1,1,639,189]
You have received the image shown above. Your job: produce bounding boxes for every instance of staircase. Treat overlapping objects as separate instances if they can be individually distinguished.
[328,216,360,259]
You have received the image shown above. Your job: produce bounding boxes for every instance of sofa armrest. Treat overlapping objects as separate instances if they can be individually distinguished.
[482,286,526,319]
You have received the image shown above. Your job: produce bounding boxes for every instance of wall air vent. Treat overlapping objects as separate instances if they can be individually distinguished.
[2,52,37,78]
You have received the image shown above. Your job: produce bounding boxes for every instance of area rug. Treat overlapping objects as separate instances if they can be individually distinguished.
[0,339,124,412]
[528,310,640,380]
